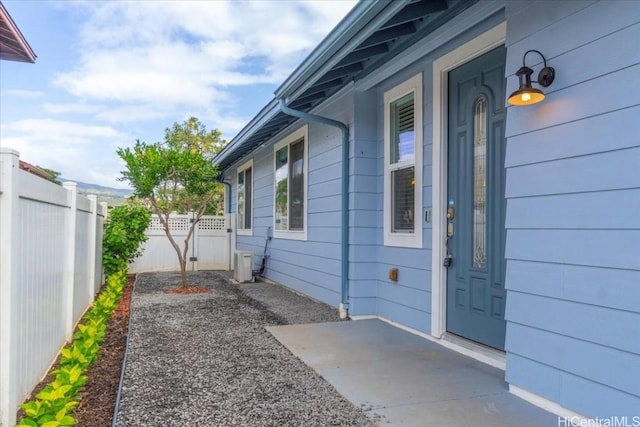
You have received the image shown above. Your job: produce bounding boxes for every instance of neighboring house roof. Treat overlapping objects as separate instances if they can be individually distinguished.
[214,0,477,171]
[19,160,54,181]
[0,1,36,63]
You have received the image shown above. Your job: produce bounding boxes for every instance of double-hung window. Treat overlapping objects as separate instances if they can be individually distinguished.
[273,126,307,240]
[237,159,253,235]
[384,73,423,248]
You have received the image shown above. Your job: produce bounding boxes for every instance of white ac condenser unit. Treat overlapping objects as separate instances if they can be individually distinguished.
[233,251,253,283]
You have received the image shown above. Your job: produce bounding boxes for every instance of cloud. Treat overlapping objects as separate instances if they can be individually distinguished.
[2,1,358,188]
[1,118,130,187]
[43,102,106,114]
[54,1,357,118]
[4,118,122,143]
[2,89,45,98]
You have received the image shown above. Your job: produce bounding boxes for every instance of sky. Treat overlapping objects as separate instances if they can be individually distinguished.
[0,0,357,188]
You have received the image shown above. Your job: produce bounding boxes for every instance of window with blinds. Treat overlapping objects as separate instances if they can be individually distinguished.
[383,73,422,248]
[391,93,415,165]
[390,92,415,233]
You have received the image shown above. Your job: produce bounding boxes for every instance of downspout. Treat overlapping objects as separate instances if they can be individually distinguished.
[216,176,233,214]
[278,98,350,319]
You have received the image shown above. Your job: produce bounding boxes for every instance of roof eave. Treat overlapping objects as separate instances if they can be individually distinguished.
[0,2,36,63]
[274,0,410,101]
[213,98,281,168]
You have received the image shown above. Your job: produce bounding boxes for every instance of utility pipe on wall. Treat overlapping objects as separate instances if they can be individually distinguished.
[217,177,234,272]
[278,99,350,318]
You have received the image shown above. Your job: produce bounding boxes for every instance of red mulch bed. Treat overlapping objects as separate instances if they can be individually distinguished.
[16,275,135,426]
[164,285,209,294]
[73,274,134,426]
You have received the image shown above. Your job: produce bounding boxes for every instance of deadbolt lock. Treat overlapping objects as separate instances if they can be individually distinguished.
[447,207,455,220]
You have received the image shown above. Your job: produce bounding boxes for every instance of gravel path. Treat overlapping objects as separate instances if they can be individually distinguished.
[115,271,374,427]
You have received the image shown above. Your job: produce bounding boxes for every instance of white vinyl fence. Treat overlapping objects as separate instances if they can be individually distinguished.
[0,149,106,427]
[129,213,233,273]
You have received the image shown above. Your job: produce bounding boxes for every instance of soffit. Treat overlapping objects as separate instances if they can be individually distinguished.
[215,0,477,171]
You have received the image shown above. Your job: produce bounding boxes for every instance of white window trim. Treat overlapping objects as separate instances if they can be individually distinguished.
[273,125,308,241]
[383,73,423,248]
[236,159,253,236]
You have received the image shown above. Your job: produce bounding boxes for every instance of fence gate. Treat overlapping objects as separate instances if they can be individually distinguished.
[129,214,231,273]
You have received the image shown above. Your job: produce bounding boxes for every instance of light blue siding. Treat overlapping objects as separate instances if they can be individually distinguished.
[506,106,640,167]
[350,7,505,331]
[222,0,639,418]
[506,189,640,229]
[506,354,640,419]
[506,292,640,355]
[507,229,640,270]
[348,89,379,314]
[507,323,640,397]
[226,94,351,309]
[506,148,640,197]
[506,260,640,313]
[504,0,640,418]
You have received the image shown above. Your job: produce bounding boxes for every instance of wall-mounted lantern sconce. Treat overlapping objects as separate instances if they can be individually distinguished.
[508,49,555,106]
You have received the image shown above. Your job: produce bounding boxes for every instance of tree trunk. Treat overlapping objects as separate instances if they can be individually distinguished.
[155,210,189,288]
[179,258,188,288]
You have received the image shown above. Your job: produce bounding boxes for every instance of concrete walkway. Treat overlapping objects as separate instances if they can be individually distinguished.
[268,319,558,427]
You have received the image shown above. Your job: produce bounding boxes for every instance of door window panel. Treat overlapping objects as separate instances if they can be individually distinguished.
[472,96,487,269]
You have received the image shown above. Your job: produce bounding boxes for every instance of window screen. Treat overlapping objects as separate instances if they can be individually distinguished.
[391,166,415,232]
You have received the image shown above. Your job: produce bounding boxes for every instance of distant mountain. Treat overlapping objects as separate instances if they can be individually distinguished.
[60,178,133,205]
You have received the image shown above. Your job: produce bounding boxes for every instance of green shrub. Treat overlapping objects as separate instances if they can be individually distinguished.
[103,199,151,276]
[16,271,127,427]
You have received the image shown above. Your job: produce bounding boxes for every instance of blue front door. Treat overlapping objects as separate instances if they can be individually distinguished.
[446,46,507,350]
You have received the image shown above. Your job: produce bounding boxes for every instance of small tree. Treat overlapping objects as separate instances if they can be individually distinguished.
[117,117,225,287]
[36,165,61,184]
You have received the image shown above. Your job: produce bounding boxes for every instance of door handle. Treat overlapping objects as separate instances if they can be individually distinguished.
[445,206,454,267]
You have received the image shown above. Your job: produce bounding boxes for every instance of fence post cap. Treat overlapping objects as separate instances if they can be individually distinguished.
[0,147,20,156]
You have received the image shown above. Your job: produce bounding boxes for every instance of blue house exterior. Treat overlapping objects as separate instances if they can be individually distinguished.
[214,0,640,420]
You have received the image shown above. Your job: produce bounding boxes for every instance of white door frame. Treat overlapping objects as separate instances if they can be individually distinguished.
[430,22,506,339]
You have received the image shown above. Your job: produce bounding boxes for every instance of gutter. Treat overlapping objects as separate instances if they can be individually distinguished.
[277,99,350,318]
